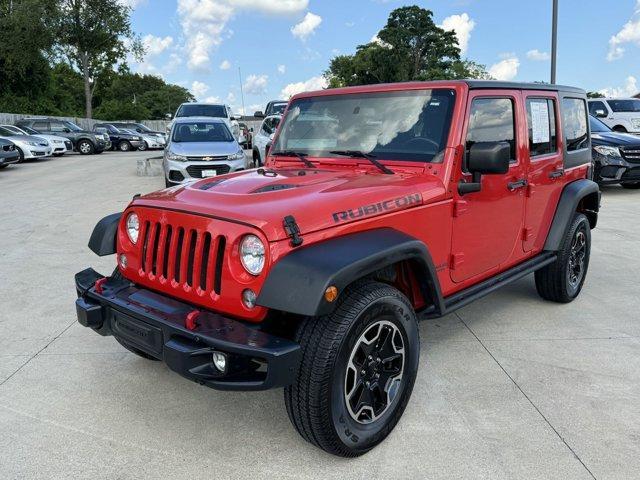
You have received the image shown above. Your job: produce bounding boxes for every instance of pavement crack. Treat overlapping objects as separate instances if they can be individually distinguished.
[455,312,598,480]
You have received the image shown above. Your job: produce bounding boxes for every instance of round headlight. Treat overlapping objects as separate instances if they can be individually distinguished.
[240,235,265,275]
[126,213,139,244]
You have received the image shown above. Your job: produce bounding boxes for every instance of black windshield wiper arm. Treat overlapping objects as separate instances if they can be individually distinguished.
[329,150,394,174]
[270,150,315,168]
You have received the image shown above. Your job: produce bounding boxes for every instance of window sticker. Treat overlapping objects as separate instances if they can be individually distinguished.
[530,100,550,144]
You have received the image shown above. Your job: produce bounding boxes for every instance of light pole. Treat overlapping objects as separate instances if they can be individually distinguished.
[551,0,558,84]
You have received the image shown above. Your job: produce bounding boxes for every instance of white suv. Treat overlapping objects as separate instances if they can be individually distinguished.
[168,103,241,141]
[588,98,640,134]
[252,115,281,167]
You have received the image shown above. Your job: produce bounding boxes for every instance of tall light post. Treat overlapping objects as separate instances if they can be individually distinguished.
[551,0,558,84]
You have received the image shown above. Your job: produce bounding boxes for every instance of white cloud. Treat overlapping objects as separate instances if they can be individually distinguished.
[291,12,322,41]
[281,75,328,99]
[526,49,550,61]
[244,74,268,94]
[607,2,640,60]
[177,0,308,71]
[277,64,286,74]
[227,92,236,103]
[439,13,475,55]
[219,59,231,70]
[205,96,221,104]
[599,76,638,97]
[488,54,520,81]
[191,80,209,99]
[142,35,174,56]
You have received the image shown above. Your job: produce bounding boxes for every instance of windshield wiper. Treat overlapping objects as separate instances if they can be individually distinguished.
[329,150,394,174]
[270,150,316,168]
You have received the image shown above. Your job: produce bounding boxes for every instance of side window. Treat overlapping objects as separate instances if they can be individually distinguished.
[466,97,516,162]
[526,98,557,157]
[33,121,49,130]
[49,122,66,132]
[588,101,606,115]
[562,98,588,152]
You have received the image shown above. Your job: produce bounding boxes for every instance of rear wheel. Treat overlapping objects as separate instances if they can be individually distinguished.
[138,141,148,151]
[77,140,94,155]
[535,213,591,303]
[118,140,132,152]
[621,182,640,189]
[285,281,420,457]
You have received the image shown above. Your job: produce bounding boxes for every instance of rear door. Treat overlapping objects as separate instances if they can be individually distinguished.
[450,90,527,283]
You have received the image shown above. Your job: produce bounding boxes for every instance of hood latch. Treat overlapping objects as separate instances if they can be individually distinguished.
[283,215,303,247]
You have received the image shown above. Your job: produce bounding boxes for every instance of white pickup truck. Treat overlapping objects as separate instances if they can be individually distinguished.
[588,97,640,134]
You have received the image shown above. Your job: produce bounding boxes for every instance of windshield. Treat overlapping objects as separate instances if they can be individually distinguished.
[172,122,234,143]
[589,115,611,133]
[64,121,83,131]
[271,89,455,163]
[269,103,287,115]
[1,125,23,134]
[607,99,640,113]
[20,126,38,135]
[176,104,227,118]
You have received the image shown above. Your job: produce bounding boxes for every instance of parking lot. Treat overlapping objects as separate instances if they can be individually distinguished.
[0,150,638,479]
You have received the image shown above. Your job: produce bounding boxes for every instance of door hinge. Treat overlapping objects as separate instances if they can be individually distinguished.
[450,253,465,270]
[283,215,303,247]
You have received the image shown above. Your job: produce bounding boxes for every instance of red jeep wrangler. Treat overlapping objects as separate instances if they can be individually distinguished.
[75,80,600,457]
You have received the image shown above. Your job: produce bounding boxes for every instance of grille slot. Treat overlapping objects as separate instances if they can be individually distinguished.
[138,221,224,295]
[621,148,640,164]
[186,164,231,178]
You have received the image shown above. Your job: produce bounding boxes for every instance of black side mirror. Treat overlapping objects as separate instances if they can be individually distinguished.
[595,109,607,118]
[459,141,511,194]
[254,111,264,118]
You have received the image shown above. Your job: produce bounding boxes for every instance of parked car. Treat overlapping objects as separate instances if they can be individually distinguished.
[588,97,640,134]
[1,124,72,156]
[118,128,165,151]
[168,103,241,141]
[16,118,108,154]
[238,122,251,148]
[163,117,247,187]
[590,115,640,188]
[92,123,144,152]
[76,80,599,457]
[254,100,287,118]
[252,115,281,166]
[110,122,166,150]
[0,138,20,169]
[0,126,52,161]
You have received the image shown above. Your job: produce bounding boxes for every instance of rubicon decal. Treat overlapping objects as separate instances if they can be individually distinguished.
[332,193,422,223]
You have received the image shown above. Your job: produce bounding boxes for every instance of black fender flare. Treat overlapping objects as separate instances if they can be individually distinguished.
[88,213,121,256]
[544,179,600,251]
[256,228,444,317]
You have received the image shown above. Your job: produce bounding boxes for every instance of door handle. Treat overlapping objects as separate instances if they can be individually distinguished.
[508,179,528,191]
[549,169,565,179]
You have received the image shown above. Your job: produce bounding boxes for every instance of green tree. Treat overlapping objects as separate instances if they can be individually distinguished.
[56,0,143,118]
[325,6,490,87]
[587,91,605,99]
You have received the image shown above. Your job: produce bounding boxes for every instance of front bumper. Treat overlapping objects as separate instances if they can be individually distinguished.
[0,151,20,165]
[164,157,246,184]
[74,268,301,391]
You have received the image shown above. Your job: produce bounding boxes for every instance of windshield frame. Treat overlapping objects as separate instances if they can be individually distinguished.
[271,88,456,164]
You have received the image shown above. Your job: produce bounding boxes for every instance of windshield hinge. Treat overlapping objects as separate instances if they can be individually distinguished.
[283,215,303,247]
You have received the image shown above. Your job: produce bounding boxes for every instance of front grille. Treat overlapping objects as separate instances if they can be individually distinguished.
[138,221,226,295]
[622,167,640,181]
[186,155,230,162]
[621,148,640,164]
[186,164,231,178]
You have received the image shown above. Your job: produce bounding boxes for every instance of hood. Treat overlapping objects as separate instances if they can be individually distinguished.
[169,141,240,157]
[0,134,48,144]
[592,131,640,147]
[132,167,446,241]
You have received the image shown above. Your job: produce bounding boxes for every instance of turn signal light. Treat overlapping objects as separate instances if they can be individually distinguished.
[324,286,338,303]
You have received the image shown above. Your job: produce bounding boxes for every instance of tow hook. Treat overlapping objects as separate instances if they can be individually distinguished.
[185,310,200,331]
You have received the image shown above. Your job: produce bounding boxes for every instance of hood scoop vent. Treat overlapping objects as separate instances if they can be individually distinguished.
[251,184,298,193]
[198,179,227,190]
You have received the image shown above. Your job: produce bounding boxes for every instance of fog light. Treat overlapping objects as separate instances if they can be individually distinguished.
[119,254,127,269]
[242,289,257,309]
[212,351,227,372]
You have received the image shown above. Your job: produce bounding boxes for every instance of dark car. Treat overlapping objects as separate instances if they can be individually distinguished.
[238,122,251,149]
[254,100,288,118]
[16,118,107,155]
[0,138,20,169]
[110,122,167,150]
[93,123,144,152]
[590,115,640,189]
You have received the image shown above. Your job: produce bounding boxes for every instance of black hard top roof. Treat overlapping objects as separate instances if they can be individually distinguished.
[464,80,585,94]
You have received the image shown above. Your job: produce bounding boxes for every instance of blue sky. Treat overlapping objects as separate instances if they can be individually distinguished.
[125,0,640,114]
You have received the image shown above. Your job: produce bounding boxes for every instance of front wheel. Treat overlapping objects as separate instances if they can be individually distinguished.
[77,140,94,155]
[118,141,132,152]
[621,182,640,189]
[285,281,420,457]
[138,141,148,151]
[16,147,25,163]
[535,213,591,303]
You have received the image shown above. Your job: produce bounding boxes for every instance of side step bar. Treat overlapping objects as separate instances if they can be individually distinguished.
[421,252,557,319]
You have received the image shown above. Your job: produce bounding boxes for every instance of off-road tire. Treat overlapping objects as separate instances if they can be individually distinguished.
[118,140,132,152]
[284,281,420,457]
[115,336,159,361]
[535,213,591,303]
[77,140,94,155]
[621,182,640,189]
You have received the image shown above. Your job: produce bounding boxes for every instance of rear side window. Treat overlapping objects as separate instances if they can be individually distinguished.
[466,97,516,161]
[50,122,65,132]
[33,121,49,130]
[526,98,557,157]
[562,98,588,151]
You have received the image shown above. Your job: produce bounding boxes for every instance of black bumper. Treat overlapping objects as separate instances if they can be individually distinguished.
[75,268,301,391]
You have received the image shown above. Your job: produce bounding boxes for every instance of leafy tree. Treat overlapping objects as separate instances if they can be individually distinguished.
[94,99,150,121]
[56,0,143,118]
[587,91,605,99]
[325,6,491,87]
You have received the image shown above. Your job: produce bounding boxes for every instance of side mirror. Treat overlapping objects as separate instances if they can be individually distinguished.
[63,128,71,133]
[254,111,264,118]
[459,141,511,195]
[595,109,607,118]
